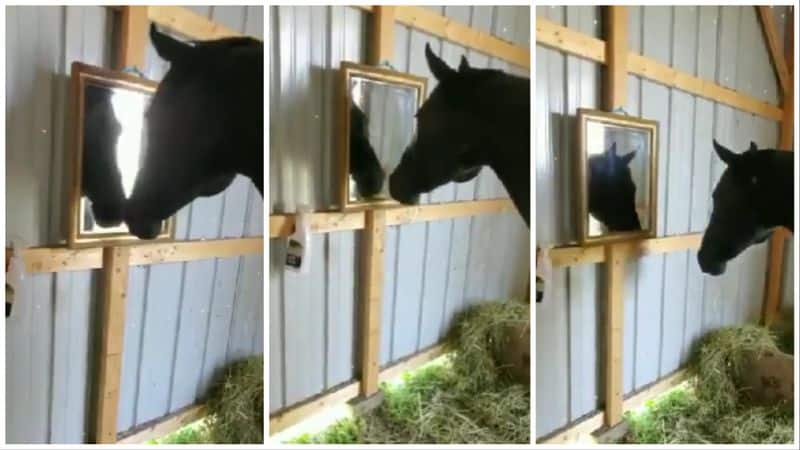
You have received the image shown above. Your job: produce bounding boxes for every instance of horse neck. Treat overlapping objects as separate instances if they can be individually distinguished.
[225,59,264,193]
[479,83,530,225]
[764,153,794,231]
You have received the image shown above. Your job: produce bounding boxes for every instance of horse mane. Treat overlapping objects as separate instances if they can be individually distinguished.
[192,36,262,50]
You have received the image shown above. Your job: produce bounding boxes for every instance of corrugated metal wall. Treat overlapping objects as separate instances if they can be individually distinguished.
[5,6,264,443]
[269,5,530,414]
[535,5,786,438]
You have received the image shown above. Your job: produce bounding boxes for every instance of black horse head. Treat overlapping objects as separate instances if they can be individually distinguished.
[124,25,263,239]
[82,84,125,227]
[698,140,794,275]
[349,102,384,198]
[389,43,530,224]
[587,142,641,232]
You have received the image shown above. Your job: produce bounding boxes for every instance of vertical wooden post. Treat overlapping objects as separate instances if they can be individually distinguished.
[94,247,131,443]
[602,5,629,428]
[605,6,629,111]
[762,11,794,326]
[604,244,626,426]
[117,6,149,70]
[360,210,387,396]
[369,6,396,66]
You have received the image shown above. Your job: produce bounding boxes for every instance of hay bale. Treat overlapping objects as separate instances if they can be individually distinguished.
[690,325,791,411]
[202,356,263,444]
[738,350,794,408]
[625,325,794,444]
[357,300,530,444]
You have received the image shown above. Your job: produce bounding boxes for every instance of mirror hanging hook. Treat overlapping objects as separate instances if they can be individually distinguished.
[122,66,146,79]
[612,106,629,116]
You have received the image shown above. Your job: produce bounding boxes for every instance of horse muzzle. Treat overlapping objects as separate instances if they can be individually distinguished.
[697,248,726,276]
[388,172,420,205]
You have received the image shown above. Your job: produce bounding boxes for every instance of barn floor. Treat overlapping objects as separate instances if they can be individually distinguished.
[619,323,794,445]
[288,301,531,444]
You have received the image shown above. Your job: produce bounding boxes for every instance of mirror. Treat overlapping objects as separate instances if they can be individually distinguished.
[339,62,426,209]
[68,62,174,247]
[576,108,658,245]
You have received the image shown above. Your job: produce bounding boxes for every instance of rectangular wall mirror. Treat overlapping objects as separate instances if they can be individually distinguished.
[338,62,427,210]
[576,108,659,245]
[68,62,174,248]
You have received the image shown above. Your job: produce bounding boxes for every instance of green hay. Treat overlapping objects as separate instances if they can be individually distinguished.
[290,300,530,444]
[202,356,264,444]
[624,325,794,444]
[146,420,206,445]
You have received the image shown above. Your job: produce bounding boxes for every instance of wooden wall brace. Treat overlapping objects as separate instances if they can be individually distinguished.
[359,210,387,396]
[93,247,131,443]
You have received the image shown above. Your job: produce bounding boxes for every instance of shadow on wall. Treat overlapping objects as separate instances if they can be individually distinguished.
[272,65,346,213]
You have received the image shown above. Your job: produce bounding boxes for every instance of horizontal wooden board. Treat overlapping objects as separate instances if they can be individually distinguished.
[536,17,784,121]
[269,199,517,238]
[21,237,263,273]
[147,6,250,40]
[549,233,702,267]
[117,404,206,444]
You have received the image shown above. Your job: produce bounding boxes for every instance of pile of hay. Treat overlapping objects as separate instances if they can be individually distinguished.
[202,356,264,444]
[294,300,530,444]
[624,325,793,444]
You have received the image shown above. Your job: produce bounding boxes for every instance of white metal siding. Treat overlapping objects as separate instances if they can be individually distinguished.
[5,6,264,443]
[269,5,530,414]
[536,5,781,438]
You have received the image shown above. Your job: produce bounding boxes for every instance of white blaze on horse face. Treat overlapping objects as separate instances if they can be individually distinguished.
[110,89,148,198]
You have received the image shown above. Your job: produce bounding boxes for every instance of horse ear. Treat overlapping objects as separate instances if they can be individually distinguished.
[607,142,618,157]
[458,55,470,72]
[748,141,758,152]
[619,150,636,166]
[150,24,192,63]
[713,139,739,166]
[425,43,455,81]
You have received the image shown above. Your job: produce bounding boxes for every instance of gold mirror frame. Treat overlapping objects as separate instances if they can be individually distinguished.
[576,108,659,246]
[67,62,175,248]
[337,61,427,211]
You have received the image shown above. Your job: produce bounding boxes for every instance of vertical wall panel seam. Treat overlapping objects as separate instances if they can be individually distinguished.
[655,6,676,378]
[167,204,194,410]
[224,255,246,363]
[323,237,331,387]
[46,274,56,442]
[132,268,152,426]
[389,230,402,362]
[414,224,431,352]
[437,219,455,338]
[195,258,220,400]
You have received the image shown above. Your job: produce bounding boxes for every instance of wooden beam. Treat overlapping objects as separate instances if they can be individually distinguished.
[359,210,387,397]
[627,52,784,121]
[536,18,605,63]
[147,5,247,40]
[606,6,629,110]
[21,237,263,273]
[117,6,149,70]
[603,244,626,426]
[270,344,449,435]
[269,381,361,435]
[549,233,703,268]
[369,6,396,65]
[538,369,687,443]
[93,247,131,443]
[378,344,445,383]
[394,6,530,69]
[117,405,206,444]
[536,18,784,121]
[762,11,794,327]
[757,6,790,96]
[268,199,515,238]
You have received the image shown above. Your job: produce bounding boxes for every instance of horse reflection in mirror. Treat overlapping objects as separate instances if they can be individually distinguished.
[389,43,528,225]
[587,142,641,233]
[82,84,125,228]
[698,140,793,276]
[349,102,384,198]
[124,25,263,239]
